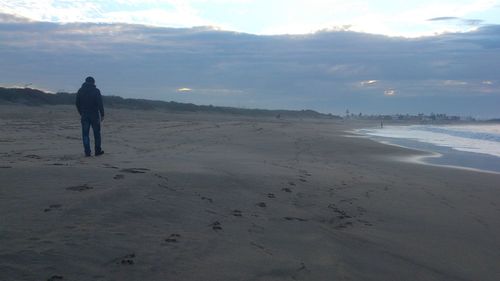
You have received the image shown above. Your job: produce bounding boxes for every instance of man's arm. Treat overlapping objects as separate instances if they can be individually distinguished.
[97,89,104,121]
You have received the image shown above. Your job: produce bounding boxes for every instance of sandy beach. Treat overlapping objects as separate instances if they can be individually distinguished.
[1,104,499,281]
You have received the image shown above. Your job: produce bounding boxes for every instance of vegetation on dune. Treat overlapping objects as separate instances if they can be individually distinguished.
[0,87,340,119]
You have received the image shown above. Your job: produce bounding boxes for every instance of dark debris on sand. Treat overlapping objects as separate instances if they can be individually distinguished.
[65,184,93,192]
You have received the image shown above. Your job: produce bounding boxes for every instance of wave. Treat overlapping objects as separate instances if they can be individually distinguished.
[359,124,500,158]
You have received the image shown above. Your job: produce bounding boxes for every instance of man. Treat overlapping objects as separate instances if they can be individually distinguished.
[76,76,105,157]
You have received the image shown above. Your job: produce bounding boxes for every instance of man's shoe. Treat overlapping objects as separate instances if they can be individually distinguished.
[95,150,104,156]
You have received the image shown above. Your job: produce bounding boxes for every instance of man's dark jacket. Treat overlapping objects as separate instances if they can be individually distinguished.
[76,82,104,118]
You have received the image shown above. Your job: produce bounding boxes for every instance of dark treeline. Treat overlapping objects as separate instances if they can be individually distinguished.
[0,87,340,119]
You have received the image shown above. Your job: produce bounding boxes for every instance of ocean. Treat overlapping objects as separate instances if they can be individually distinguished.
[357,124,500,173]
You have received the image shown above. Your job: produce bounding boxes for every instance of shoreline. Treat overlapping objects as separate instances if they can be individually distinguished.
[352,127,500,174]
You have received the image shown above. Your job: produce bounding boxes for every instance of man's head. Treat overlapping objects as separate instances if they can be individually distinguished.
[85,76,95,84]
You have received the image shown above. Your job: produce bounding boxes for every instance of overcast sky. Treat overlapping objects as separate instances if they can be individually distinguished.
[0,2,499,117]
[1,0,500,36]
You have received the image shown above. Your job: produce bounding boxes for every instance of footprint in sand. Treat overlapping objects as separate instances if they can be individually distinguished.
[165,233,181,243]
[335,222,353,229]
[158,183,177,191]
[25,154,42,159]
[326,203,371,229]
[232,209,243,217]
[357,219,373,226]
[120,168,150,174]
[365,190,375,198]
[154,174,169,181]
[66,184,93,192]
[201,196,213,203]
[339,198,357,205]
[250,242,273,256]
[113,174,125,180]
[211,221,223,231]
[288,182,296,186]
[43,204,62,212]
[281,187,292,193]
[117,253,136,265]
[297,262,311,273]
[328,204,352,219]
[46,275,64,281]
[267,193,276,199]
[256,202,267,208]
[283,216,308,222]
[357,206,367,213]
[0,166,12,169]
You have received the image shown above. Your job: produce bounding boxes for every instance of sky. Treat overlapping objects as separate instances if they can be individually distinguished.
[0,1,499,117]
[1,0,500,37]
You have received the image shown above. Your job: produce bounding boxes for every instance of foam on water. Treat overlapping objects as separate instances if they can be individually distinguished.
[359,124,500,158]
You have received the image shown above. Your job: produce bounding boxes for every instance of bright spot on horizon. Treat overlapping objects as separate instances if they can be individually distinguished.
[384,89,396,96]
[1,0,499,37]
[361,80,378,86]
[444,80,468,86]
[177,88,192,93]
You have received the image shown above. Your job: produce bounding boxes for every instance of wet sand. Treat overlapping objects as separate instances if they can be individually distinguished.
[354,129,500,174]
[1,105,499,281]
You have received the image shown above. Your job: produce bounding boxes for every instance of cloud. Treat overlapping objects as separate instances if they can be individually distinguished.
[0,12,31,23]
[0,1,102,23]
[328,64,372,78]
[102,9,210,28]
[428,17,460,21]
[0,0,214,29]
[462,19,484,26]
[2,0,499,37]
[427,16,484,28]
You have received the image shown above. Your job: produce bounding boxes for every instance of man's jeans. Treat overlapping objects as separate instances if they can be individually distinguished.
[81,114,101,156]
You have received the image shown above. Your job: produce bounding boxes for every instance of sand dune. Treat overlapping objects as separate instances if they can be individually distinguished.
[1,105,499,281]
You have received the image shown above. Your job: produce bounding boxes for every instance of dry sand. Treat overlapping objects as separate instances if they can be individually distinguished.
[1,105,499,281]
